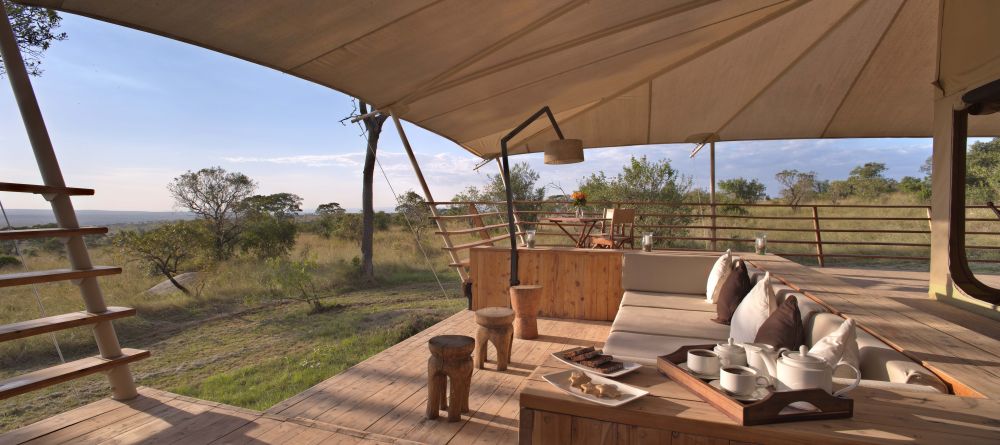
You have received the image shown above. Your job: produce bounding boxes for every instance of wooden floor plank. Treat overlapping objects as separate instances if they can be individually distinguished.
[21,393,170,445]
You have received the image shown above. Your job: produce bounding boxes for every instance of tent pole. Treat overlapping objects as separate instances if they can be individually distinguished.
[388,111,467,283]
[709,141,717,251]
[0,6,137,399]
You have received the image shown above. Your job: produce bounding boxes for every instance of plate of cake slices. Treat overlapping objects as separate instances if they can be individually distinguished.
[552,346,642,378]
[542,369,648,407]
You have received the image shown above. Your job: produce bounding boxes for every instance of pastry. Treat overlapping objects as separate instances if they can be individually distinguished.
[579,382,600,396]
[595,384,620,399]
[580,355,613,367]
[568,371,591,388]
[595,361,625,374]
[570,349,602,362]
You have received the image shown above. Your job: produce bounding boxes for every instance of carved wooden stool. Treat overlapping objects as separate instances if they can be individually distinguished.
[474,307,515,371]
[509,285,543,339]
[426,335,475,422]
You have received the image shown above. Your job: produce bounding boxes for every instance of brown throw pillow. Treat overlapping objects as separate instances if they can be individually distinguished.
[712,260,752,325]
[754,295,805,350]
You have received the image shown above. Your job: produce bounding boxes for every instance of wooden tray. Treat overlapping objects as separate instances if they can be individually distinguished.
[657,344,853,426]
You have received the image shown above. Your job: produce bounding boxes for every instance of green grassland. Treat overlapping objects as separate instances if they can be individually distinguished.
[0,230,464,432]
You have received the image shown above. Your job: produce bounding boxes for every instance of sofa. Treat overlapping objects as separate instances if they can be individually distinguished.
[603,252,949,394]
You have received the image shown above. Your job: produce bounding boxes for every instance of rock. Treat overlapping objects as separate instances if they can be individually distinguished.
[146,272,200,296]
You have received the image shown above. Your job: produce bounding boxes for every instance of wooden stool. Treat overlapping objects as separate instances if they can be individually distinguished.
[474,307,515,371]
[426,335,475,422]
[510,285,543,339]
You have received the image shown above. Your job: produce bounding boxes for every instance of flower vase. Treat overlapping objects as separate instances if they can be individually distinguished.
[575,207,584,218]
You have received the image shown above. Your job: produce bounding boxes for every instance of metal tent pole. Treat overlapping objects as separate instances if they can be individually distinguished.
[709,141,717,251]
[0,6,137,399]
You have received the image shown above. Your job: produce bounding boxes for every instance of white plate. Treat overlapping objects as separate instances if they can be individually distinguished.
[708,380,770,402]
[678,362,720,380]
[542,370,648,407]
[551,351,641,378]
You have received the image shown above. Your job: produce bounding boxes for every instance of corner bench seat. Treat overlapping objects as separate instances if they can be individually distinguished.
[604,252,948,394]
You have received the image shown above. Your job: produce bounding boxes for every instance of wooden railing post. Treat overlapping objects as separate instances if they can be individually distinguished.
[468,203,494,246]
[812,205,825,267]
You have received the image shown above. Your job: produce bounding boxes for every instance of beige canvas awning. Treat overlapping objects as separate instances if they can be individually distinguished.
[20,0,1000,158]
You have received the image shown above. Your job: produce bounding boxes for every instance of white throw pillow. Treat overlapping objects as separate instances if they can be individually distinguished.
[809,318,861,378]
[729,272,777,343]
[705,249,732,303]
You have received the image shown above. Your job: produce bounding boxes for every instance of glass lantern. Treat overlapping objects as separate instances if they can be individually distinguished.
[641,232,654,252]
[525,229,536,248]
[755,233,767,255]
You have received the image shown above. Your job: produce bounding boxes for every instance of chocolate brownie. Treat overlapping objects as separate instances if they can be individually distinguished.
[580,355,613,367]
[560,346,594,360]
[595,361,624,374]
[570,349,602,362]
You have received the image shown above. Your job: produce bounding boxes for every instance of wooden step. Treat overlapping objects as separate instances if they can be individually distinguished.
[0,307,135,343]
[0,266,121,288]
[0,182,94,196]
[0,227,108,241]
[0,348,149,400]
[442,233,519,251]
[435,223,509,235]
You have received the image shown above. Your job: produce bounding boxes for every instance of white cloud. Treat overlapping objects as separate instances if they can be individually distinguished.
[224,152,365,168]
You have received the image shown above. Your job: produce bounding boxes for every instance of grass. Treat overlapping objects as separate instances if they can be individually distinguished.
[0,227,464,432]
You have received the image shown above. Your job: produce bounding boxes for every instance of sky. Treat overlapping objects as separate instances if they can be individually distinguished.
[0,14,944,212]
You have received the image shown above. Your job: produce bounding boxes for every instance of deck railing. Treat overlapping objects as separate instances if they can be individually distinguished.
[427,200,1000,278]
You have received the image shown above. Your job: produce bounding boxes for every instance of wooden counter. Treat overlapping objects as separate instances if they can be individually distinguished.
[520,355,1000,445]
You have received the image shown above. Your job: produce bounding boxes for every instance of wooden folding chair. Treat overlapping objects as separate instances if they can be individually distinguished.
[590,208,636,249]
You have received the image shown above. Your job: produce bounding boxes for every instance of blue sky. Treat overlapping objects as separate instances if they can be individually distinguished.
[1,14,941,212]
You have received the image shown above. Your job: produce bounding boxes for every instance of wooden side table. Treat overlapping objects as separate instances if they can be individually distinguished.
[474,307,515,371]
[510,285,543,339]
[426,335,475,422]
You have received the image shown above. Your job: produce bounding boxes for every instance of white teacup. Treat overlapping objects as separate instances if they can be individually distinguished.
[720,365,769,397]
[687,349,720,376]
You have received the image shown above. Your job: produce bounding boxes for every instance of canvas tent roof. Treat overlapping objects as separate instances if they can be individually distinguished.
[19,0,1000,159]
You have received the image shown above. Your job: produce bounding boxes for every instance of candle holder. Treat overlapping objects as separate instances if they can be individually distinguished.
[755,233,768,255]
[525,230,536,248]
[642,233,654,252]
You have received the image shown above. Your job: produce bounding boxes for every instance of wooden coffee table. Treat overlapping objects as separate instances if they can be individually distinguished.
[518,355,1000,444]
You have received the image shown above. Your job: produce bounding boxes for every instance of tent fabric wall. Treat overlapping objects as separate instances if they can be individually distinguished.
[19,0,999,159]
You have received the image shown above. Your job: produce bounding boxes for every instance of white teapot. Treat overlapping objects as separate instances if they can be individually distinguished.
[742,343,783,385]
[760,345,861,396]
[714,338,747,367]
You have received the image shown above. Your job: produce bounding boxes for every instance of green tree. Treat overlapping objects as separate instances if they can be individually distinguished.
[579,156,692,246]
[452,162,546,222]
[395,190,432,242]
[168,167,256,260]
[114,220,211,295]
[356,100,388,281]
[845,162,897,199]
[316,202,346,217]
[899,176,931,201]
[967,138,1000,203]
[265,255,324,313]
[1,1,67,77]
[314,202,346,239]
[824,180,854,204]
[240,193,302,259]
[775,170,818,207]
[717,178,766,214]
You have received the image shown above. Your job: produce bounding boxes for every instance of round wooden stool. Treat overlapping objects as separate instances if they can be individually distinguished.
[510,285,543,339]
[426,335,475,422]
[474,307,515,371]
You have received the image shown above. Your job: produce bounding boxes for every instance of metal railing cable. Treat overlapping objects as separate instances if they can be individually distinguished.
[350,117,450,300]
[0,199,66,362]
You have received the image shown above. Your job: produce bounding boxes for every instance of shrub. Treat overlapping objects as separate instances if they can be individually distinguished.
[0,255,21,269]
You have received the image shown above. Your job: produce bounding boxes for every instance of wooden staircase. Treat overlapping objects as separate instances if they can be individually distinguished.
[0,182,147,401]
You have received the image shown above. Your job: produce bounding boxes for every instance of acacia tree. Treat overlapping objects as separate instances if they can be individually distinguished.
[775,169,818,207]
[168,167,256,260]
[395,190,431,243]
[115,221,211,295]
[1,1,67,77]
[718,178,766,214]
[240,193,302,259]
[357,100,388,281]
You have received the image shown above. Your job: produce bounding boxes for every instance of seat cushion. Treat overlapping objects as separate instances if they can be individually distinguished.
[611,305,730,340]
[622,252,717,294]
[834,378,945,394]
[620,291,712,312]
[604,331,719,366]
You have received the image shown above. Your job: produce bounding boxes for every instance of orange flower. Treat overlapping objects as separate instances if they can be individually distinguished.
[571,191,586,200]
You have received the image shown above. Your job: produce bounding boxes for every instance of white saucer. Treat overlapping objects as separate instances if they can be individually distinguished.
[678,362,719,380]
[708,380,769,402]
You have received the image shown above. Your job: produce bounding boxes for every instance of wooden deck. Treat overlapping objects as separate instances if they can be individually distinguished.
[5,259,999,445]
[1,313,609,445]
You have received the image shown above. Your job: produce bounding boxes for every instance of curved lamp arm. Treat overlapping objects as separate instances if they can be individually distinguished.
[499,106,565,286]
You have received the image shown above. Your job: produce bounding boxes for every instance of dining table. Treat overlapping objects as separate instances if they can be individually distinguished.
[546,217,606,248]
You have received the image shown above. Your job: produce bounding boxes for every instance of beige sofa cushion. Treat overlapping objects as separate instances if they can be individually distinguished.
[622,252,717,294]
[834,378,944,395]
[620,290,713,313]
[612,305,730,340]
[604,331,719,366]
